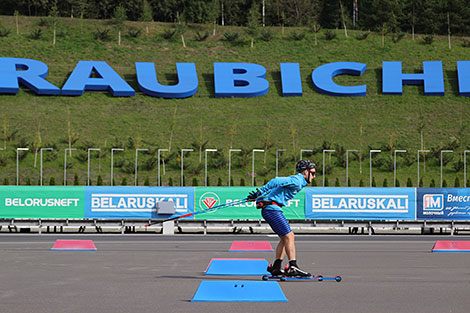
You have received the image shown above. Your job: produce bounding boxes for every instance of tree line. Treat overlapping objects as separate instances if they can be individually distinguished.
[2,0,470,36]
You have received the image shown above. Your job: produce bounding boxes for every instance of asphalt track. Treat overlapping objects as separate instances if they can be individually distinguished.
[1,234,470,313]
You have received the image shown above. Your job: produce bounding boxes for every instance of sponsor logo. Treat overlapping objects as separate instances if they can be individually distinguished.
[5,198,80,207]
[423,194,444,211]
[311,195,408,213]
[90,193,189,212]
[199,192,220,212]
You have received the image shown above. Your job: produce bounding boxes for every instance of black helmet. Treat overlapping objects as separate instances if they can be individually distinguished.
[296,160,316,173]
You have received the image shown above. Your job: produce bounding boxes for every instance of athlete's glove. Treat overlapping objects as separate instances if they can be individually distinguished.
[247,188,261,202]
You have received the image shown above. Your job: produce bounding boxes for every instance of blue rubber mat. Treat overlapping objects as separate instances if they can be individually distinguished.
[205,259,269,276]
[191,281,288,302]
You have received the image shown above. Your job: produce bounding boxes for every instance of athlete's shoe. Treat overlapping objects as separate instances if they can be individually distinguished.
[284,264,311,277]
[267,264,284,277]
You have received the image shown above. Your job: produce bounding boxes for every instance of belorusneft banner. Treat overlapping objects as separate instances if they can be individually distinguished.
[84,187,194,219]
[417,188,470,220]
[305,187,416,220]
[195,187,305,220]
[0,186,85,218]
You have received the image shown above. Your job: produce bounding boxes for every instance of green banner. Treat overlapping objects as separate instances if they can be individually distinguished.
[195,187,305,220]
[0,186,85,218]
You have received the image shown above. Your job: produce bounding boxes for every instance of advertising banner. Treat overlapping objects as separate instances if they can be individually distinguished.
[0,186,84,218]
[305,187,416,220]
[195,187,305,220]
[84,187,194,219]
[417,188,470,220]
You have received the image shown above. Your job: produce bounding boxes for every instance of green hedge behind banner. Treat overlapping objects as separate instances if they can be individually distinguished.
[0,186,85,218]
[195,187,305,220]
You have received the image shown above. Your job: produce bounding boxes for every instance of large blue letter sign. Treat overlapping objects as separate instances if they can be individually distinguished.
[457,61,470,96]
[382,61,444,95]
[312,62,367,97]
[214,63,269,97]
[280,63,302,96]
[135,62,198,98]
[62,61,135,96]
[0,57,60,95]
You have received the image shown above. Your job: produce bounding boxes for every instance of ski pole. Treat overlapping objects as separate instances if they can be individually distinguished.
[145,198,250,227]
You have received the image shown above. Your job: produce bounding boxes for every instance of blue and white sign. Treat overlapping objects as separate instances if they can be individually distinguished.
[84,186,194,219]
[418,188,470,220]
[305,187,416,220]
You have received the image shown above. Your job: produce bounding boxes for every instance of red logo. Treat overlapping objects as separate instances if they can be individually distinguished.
[203,197,217,208]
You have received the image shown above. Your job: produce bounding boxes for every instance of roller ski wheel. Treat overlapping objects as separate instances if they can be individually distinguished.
[315,275,342,282]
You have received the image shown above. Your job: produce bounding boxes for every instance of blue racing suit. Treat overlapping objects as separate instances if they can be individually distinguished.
[258,173,308,211]
[257,173,308,236]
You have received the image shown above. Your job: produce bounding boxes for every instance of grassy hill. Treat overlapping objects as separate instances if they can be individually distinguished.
[0,15,469,188]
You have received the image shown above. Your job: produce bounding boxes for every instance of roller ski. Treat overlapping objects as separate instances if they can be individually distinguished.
[262,273,342,282]
[263,262,341,282]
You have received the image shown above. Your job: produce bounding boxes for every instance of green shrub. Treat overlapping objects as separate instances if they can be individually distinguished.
[454,177,460,187]
[144,177,150,186]
[49,177,55,186]
[423,34,434,45]
[392,32,405,43]
[240,177,245,186]
[74,173,80,186]
[290,30,305,41]
[406,177,413,187]
[38,17,51,27]
[260,28,274,41]
[121,177,127,186]
[324,30,337,40]
[194,31,209,41]
[192,177,198,186]
[127,27,142,38]
[0,24,11,37]
[94,27,111,41]
[383,178,388,187]
[462,39,470,47]
[355,31,370,40]
[162,28,176,40]
[29,28,42,39]
[97,175,103,186]
[224,31,239,42]
[0,155,7,167]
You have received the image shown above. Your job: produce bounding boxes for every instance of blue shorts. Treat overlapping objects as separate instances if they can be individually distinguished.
[261,209,292,237]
